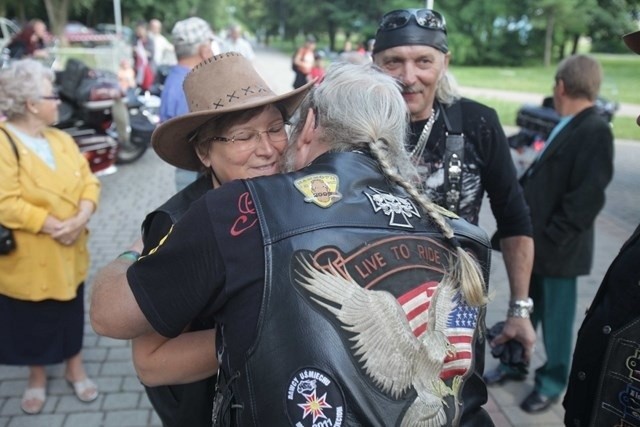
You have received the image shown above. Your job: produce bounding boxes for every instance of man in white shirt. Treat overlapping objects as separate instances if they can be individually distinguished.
[149,19,176,66]
[223,24,255,61]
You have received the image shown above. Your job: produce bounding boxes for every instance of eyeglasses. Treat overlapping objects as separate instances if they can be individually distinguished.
[209,121,289,152]
[378,9,447,33]
[39,92,60,101]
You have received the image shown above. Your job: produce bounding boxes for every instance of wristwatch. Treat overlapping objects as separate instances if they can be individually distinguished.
[507,298,534,318]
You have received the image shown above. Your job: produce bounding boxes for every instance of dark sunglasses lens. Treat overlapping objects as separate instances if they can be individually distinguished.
[380,11,411,30]
[415,10,445,29]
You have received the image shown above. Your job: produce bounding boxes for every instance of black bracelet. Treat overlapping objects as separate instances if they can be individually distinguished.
[117,250,140,262]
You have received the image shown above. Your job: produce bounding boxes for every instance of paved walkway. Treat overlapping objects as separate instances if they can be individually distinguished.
[0,47,636,426]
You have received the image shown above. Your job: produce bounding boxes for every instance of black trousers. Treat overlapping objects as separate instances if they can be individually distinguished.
[145,375,217,427]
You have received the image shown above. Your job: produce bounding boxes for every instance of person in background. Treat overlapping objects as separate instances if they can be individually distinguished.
[0,59,100,415]
[6,19,48,60]
[149,18,177,66]
[210,28,224,56]
[160,17,214,192]
[117,57,136,96]
[372,9,536,417]
[309,51,326,84]
[112,57,137,149]
[133,21,155,91]
[342,40,353,54]
[129,52,313,427]
[91,61,492,426]
[507,54,614,414]
[562,36,640,427]
[292,35,316,89]
[222,24,255,60]
[339,39,369,64]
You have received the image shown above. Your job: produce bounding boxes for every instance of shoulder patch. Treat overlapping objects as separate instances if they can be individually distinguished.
[294,174,342,208]
[286,367,345,426]
[364,186,421,228]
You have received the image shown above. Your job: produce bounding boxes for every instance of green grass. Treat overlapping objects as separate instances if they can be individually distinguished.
[452,53,640,105]
[475,96,640,141]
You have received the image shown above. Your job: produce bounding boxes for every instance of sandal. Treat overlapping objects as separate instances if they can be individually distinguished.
[21,387,46,414]
[66,377,99,403]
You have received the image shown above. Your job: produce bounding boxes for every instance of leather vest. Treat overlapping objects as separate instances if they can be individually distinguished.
[215,152,492,426]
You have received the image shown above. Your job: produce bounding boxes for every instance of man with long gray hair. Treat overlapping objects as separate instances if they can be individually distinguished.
[91,62,492,426]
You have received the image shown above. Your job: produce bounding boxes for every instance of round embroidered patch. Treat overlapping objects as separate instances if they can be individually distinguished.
[286,368,345,427]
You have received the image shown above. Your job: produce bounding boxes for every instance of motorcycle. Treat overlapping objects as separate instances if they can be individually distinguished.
[55,58,120,176]
[55,58,157,171]
[508,96,619,178]
[109,89,159,164]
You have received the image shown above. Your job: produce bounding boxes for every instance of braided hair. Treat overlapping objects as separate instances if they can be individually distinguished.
[289,62,487,306]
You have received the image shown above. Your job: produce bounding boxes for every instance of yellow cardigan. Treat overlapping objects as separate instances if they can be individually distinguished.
[0,124,100,301]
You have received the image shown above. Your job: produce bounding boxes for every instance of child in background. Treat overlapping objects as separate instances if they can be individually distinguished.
[309,52,325,85]
[117,58,136,96]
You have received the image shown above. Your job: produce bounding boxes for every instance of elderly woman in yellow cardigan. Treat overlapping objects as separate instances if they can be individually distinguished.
[0,59,100,414]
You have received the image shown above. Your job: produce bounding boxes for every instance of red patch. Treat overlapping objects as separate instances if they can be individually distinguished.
[230,192,258,236]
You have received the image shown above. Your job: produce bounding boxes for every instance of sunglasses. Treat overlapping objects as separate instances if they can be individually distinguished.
[379,9,447,34]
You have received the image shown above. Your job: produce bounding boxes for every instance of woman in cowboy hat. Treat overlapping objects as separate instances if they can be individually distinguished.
[125,52,313,427]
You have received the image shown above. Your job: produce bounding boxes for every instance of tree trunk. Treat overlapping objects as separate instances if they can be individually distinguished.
[543,10,556,67]
[571,33,580,55]
[327,20,336,52]
[43,0,70,37]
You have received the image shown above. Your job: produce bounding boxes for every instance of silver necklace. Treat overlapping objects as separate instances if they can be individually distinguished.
[410,109,437,162]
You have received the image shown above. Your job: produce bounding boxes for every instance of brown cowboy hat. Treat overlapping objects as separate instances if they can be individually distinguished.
[623,30,640,55]
[152,52,314,171]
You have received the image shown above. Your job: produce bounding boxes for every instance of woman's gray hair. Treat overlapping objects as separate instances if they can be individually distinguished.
[0,59,55,120]
[289,61,486,306]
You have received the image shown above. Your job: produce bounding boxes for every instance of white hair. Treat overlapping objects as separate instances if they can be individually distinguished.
[0,59,55,119]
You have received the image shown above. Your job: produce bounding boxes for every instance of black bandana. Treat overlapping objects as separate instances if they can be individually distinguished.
[373,12,448,54]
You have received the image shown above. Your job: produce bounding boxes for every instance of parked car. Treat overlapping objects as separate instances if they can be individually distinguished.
[95,23,135,45]
[63,21,114,47]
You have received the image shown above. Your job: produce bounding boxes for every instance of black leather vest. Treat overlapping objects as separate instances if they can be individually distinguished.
[216,152,492,426]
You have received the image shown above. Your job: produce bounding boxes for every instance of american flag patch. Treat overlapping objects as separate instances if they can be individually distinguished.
[397,282,478,379]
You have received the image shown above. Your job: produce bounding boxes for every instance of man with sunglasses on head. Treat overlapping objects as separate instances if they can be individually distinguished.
[373,6,536,419]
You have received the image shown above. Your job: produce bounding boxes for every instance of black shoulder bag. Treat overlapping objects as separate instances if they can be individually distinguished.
[440,102,465,214]
[0,128,19,255]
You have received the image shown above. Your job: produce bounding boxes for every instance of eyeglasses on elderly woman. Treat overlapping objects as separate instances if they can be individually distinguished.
[207,120,289,152]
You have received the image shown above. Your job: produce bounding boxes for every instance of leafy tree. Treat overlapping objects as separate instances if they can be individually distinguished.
[589,0,639,53]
